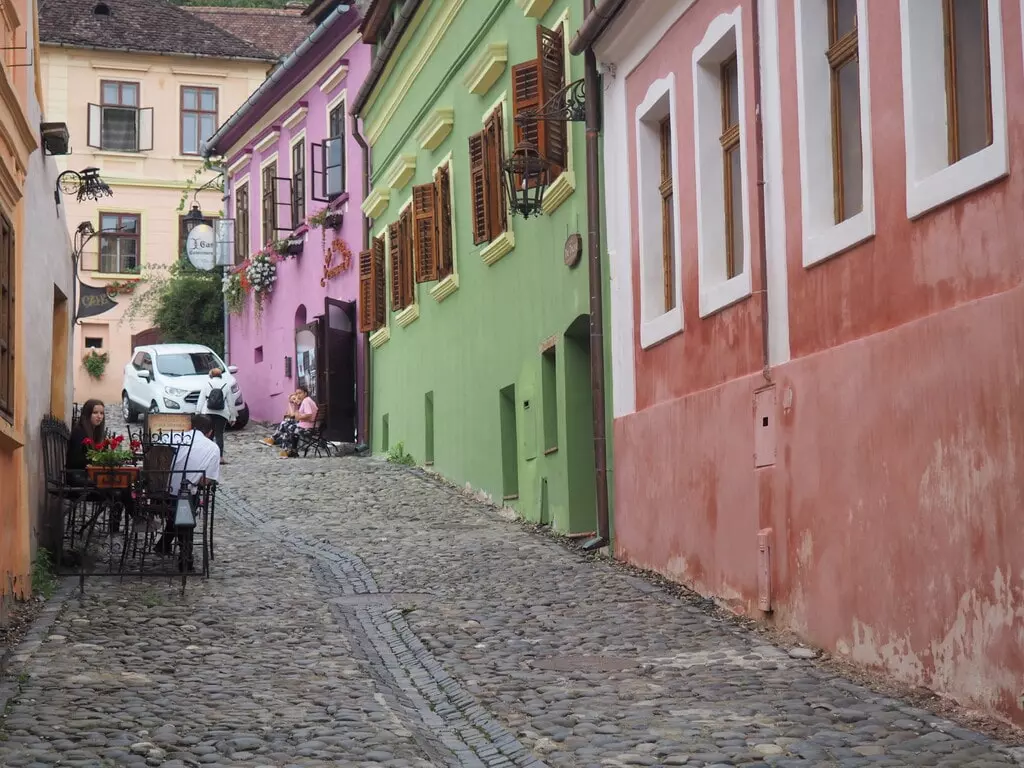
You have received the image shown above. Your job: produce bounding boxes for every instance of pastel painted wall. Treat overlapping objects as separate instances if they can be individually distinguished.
[220,15,369,424]
[361,0,613,534]
[40,45,270,404]
[599,0,1024,725]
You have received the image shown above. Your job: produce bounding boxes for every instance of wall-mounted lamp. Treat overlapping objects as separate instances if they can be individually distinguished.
[55,167,113,206]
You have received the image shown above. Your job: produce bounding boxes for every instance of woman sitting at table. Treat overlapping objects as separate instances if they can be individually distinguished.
[66,399,132,532]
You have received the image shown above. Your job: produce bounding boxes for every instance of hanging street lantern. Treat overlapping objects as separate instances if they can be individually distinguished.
[55,166,113,205]
[502,142,550,219]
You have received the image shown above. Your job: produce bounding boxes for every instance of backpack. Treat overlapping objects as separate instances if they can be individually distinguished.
[207,383,226,411]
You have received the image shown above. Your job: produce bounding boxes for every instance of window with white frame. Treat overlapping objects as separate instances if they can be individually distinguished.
[692,8,752,317]
[795,0,875,266]
[635,74,683,348]
[899,0,1006,219]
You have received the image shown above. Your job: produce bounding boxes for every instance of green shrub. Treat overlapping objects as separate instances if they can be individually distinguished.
[386,441,415,466]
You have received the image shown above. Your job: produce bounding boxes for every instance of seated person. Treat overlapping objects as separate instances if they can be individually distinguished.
[262,391,301,447]
[153,414,220,570]
[66,399,132,532]
[281,386,318,458]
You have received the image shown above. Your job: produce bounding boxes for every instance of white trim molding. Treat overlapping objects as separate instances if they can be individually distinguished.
[320,63,349,95]
[415,107,455,150]
[254,130,280,155]
[795,0,875,267]
[464,43,508,95]
[899,0,1008,219]
[692,7,753,317]
[635,73,684,349]
[282,106,308,133]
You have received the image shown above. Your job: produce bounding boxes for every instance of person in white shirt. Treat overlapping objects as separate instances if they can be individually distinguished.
[196,367,237,464]
[154,415,220,569]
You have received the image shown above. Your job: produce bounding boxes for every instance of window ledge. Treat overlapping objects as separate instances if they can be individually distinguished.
[430,273,459,302]
[327,192,350,212]
[480,230,515,266]
[174,154,206,163]
[541,170,575,215]
[640,308,684,349]
[0,417,24,451]
[415,107,455,151]
[362,188,390,219]
[369,326,390,348]
[699,271,752,319]
[91,149,148,158]
[803,210,875,268]
[395,303,420,327]
[515,0,554,17]
[90,273,143,281]
[906,144,1009,220]
[463,42,508,95]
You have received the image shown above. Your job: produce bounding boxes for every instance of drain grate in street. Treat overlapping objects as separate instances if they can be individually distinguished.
[529,655,638,672]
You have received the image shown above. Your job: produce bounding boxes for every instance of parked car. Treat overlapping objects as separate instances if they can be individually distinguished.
[121,343,249,429]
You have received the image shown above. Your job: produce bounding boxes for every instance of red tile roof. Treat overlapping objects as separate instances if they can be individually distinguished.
[186,6,312,59]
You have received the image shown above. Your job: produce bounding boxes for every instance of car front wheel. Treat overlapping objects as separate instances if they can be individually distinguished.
[122,392,138,424]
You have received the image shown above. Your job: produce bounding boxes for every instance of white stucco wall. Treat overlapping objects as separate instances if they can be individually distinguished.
[22,0,74,554]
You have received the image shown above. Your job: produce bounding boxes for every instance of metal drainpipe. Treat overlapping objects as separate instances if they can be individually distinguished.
[581,0,611,551]
[222,185,230,364]
[751,0,772,382]
[352,114,372,449]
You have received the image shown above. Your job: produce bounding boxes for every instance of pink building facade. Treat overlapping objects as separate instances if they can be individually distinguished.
[204,6,369,441]
[593,0,1024,725]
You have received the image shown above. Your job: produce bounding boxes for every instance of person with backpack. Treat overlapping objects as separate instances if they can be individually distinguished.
[196,367,237,463]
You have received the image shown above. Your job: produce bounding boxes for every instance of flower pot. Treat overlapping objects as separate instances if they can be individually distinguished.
[87,465,138,490]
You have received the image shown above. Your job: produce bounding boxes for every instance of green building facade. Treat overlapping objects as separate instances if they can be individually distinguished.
[353,0,611,533]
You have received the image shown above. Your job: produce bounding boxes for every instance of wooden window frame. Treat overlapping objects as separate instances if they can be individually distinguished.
[98,212,140,274]
[468,105,508,246]
[719,55,741,281]
[389,208,415,312]
[326,101,346,199]
[234,182,249,264]
[261,161,277,246]
[180,85,218,156]
[96,80,144,153]
[827,0,861,223]
[291,139,306,230]
[658,117,675,312]
[358,236,387,333]
[436,163,454,281]
[0,212,13,423]
[943,0,993,165]
[101,79,137,108]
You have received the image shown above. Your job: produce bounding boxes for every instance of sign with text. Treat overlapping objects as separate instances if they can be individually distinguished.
[186,223,216,271]
[77,282,118,319]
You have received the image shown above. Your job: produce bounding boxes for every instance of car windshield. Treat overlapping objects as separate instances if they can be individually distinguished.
[156,352,223,377]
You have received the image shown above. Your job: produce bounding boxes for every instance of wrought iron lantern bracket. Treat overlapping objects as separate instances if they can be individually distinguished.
[515,78,586,124]
[55,167,114,206]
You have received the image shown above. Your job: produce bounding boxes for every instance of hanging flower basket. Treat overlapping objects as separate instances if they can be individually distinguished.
[245,250,278,322]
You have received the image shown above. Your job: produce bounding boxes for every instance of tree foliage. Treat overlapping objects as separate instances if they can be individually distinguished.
[124,259,224,355]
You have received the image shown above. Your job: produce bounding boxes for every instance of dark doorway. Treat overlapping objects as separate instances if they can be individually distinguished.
[564,315,596,531]
[321,297,356,442]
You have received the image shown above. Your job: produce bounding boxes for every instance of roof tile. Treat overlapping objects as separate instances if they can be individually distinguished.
[187,7,312,60]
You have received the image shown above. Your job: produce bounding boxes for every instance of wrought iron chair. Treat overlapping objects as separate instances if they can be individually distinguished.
[294,404,335,458]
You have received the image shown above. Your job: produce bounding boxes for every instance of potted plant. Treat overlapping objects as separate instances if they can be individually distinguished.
[84,435,141,489]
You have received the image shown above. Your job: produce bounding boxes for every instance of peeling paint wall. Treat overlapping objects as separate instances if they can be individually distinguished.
[605,0,1024,726]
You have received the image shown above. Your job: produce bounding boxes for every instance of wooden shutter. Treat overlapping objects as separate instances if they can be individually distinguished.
[537,24,567,178]
[468,131,490,244]
[358,248,375,332]
[484,107,507,236]
[511,61,544,160]
[400,206,414,305]
[373,236,386,328]
[412,183,437,283]
[435,164,453,279]
[388,221,402,311]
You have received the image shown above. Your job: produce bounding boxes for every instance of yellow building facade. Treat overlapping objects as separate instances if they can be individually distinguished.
[39,1,277,404]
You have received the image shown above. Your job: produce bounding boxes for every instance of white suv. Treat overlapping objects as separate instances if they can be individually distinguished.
[122,343,249,429]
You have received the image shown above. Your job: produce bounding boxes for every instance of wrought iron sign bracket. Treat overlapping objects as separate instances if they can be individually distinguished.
[515,78,587,124]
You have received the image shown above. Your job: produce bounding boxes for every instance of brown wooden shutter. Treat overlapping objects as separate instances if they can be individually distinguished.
[388,221,402,311]
[468,131,490,244]
[435,164,453,279]
[511,61,544,160]
[400,205,414,305]
[412,183,438,283]
[484,107,507,236]
[373,235,386,328]
[537,25,567,179]
[358,248,375,333]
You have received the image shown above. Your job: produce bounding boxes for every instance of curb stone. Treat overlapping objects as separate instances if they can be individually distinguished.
[0,578,75,716]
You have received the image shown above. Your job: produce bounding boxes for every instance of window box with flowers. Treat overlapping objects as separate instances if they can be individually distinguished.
[84,435,140,489]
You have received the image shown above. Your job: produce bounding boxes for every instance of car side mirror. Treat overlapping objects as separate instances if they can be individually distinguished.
[138,370,151,380]
[227,365,238,374]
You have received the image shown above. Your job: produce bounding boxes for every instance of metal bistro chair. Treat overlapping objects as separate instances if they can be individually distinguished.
[121,443,177,576]
[295,404,335,458]
[40,415,91,560]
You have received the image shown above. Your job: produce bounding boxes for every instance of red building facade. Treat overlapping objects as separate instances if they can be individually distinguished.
[594,0,1024,725]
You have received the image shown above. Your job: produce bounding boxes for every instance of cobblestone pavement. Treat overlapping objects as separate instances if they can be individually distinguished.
[1,416,1021,768]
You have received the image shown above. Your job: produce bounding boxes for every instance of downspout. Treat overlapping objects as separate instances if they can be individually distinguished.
[352,114,372,450]
[222,184,231,363]
[751,0,772,382]
[581,0,611,551]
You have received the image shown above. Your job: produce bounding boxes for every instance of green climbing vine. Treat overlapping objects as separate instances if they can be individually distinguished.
[177,157,225,213]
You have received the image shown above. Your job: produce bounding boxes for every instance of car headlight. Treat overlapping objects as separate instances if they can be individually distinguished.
[164,386,189,397]
[230,383,240,393]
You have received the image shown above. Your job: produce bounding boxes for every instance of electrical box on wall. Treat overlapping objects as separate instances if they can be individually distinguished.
[758,528,773,612]
[754,386,777,468]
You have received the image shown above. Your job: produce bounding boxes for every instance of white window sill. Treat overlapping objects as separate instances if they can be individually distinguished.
[803,210,875,268]
[369,327,390,348]
[91,272,143,281]
[480,229,515,266]
[640,308,684,349]
[395,303,419,327]
[90,149,148,158]
[907,143,1008,220]
[699,271,752,318]
[430,273,459,302]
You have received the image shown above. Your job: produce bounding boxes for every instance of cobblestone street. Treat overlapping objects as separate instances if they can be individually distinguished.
[1,420,1022,767]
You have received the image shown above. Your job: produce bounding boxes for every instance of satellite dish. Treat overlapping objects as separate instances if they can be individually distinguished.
[185,224,216,270]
